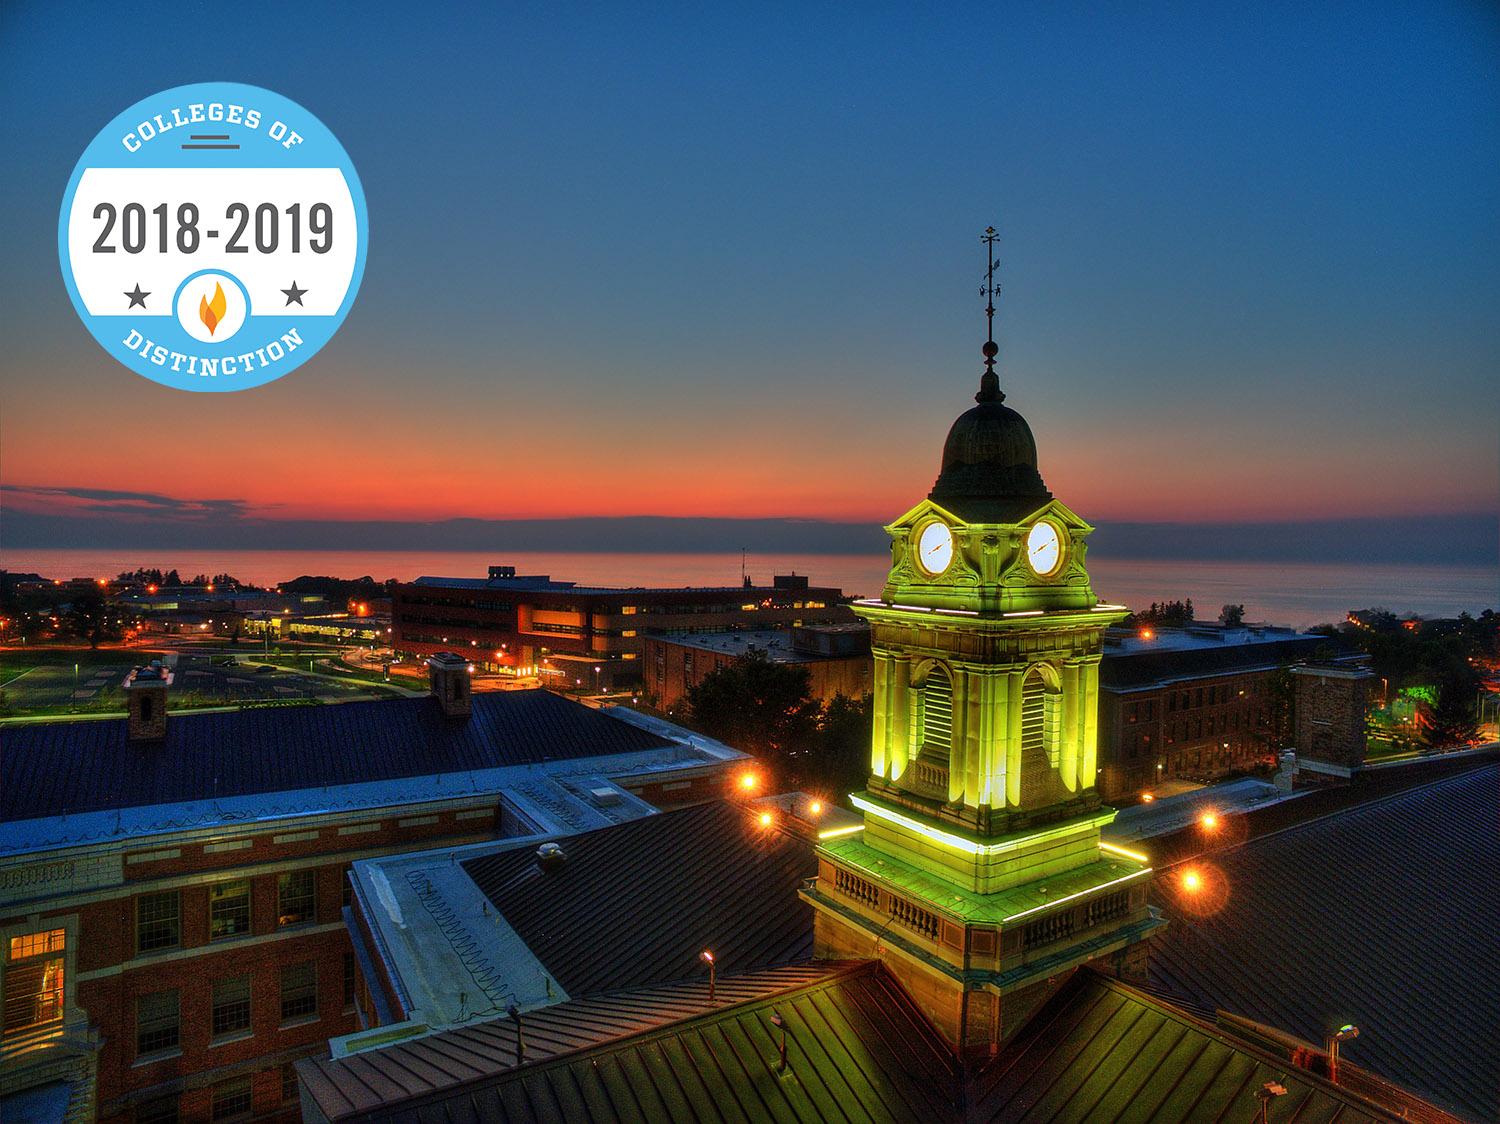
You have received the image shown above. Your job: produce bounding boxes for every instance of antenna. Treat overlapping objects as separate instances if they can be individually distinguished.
[977,226,1003,403]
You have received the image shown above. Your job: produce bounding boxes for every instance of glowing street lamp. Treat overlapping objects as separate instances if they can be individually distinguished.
[738,772,759,794]
[699,949,716,1002]
[1328,1024,1359,1085]
[1199,812,1219,832]
[1181,869,1202,893]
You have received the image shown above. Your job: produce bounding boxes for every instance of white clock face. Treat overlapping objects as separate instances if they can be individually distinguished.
[915,522,954,575]
[1026,521,1063,577]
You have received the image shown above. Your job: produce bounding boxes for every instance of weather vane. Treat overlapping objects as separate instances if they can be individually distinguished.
[978,225,1002,403]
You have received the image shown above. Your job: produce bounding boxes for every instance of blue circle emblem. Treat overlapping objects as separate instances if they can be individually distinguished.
[58,83,367,391]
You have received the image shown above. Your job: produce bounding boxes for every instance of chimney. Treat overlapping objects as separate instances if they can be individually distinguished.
[428,652,472,717]
[124,662,172,741]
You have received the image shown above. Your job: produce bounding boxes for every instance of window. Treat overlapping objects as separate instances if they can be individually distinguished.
[135,1095,179,1124]
[211,975,251,1039]
[919,666,953,761]
[281,1061,299,1103]
[3,928,66,1036]
[137,891,180,953]
[209,880,251,941]
[280,961,317,1022]
[136,989,179,1056]
[277,870,316,927]
[343,951,356,1009]
[210,1075,252,1121]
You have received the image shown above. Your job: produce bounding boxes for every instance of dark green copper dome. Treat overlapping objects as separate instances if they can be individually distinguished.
[929,369,1050,504]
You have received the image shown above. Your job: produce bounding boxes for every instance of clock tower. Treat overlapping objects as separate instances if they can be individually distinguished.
[802,230,1165,1058]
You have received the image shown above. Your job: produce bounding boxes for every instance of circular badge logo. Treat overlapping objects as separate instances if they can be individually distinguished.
[58,82,367,392]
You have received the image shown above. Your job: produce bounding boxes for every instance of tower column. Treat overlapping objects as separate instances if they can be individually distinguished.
[949,666,968,804]
[1004,667,1024,807]
[1080,655,1102,789]
[871,649,892,779]
[890,654,912,781]
[1060,658,1081,792]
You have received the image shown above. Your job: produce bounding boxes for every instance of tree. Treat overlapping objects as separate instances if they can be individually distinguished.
[686,648,821,779]
[1219,604,1245,627]
[816,692,874,799]
[64,591,118,649]
[1423,673,1479,749]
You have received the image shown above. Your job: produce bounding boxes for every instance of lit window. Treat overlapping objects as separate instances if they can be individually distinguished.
[277,870,316,927]
[3,928,66,1036]
[136,989,179,1056]
[211,975,251,1039]
[136,891,180,953]
[210,1075,252,1122]
[280,961,317,1022]
[209,880,252,941]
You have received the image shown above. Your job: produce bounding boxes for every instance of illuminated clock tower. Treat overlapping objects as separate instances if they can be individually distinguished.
[803,229,1164,1057]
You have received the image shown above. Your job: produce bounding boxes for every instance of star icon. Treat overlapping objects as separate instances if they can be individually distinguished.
[124,284,150,309]
[281,281,307,306]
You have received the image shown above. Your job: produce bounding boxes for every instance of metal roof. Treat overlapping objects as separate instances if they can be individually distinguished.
[1149,764,1500,1122]
[462,801,817,997]
[303,962,1456,1124]
[974,970,1462,1124]
[0,690,675,823]
[301,961,959,1123]
[297,962,849,1121]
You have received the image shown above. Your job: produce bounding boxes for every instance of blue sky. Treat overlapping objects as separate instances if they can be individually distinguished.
[1,1,1496,535]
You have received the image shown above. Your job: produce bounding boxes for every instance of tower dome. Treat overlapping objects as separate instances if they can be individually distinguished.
[929,368,1050,503]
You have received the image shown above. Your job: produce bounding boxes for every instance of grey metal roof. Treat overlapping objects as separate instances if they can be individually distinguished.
[0,690,675,823]
[462,801,817,998]
[1149,764,1500,1122]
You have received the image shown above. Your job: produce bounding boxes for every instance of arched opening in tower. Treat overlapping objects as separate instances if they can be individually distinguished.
[1020,667,1068,807]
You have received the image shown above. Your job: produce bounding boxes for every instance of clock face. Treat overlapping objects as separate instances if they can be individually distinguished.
[915,521,954,575]
[1026,521,1063,577]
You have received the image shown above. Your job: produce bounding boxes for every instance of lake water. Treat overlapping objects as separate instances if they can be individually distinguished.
[2,549,1495,628]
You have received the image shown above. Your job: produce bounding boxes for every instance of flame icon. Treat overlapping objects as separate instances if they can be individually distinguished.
[199,282,228,335]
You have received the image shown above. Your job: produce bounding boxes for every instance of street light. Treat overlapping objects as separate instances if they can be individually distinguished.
[1328,1023,1359,1085]
[769,1009,788,1072]
[699,950,716,1002]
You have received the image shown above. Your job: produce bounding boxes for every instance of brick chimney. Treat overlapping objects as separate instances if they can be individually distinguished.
[124,663,172,741]
[428,653,472,717]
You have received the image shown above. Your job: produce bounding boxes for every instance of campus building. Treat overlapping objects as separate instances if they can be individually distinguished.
[391,567,851,689]
[642,622,872,711]
[291,273,1483,1123]
[0,659,748,1122]
[1095,624,1364,801]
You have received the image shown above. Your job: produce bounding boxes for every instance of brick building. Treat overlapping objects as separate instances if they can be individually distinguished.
[392,566,850,689]
[1292,663,1377,775]
[1096,623,1361,801]
[0,658,749,1122]
[642,622,872,711]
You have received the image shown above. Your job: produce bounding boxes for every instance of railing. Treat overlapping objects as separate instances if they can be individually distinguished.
[904,756,949,800]
[1085,890,1130,927]
[834,868,879,909]
[890,896,940,941]
[1023,910,1075,950]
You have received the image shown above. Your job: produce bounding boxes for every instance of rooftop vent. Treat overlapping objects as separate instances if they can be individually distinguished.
[535,842,566,872]
[588,786,623,808]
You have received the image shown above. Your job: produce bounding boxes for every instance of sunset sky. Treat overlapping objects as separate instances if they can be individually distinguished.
[2,2,1497,543]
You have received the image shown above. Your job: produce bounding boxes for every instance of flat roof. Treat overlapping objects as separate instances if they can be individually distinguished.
[0,694,748,855]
